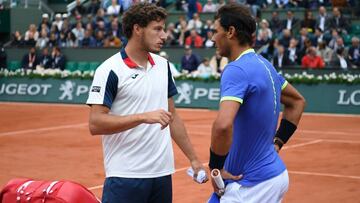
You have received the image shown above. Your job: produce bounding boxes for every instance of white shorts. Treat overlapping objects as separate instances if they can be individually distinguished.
[220,170,289,203]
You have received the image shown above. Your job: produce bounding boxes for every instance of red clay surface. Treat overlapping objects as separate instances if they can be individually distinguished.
[0,102,359,202]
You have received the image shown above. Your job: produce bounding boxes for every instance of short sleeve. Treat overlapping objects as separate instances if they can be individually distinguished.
[168,61,178,98]
[86,67,118,109]
[220,65,249,104]
[277,73,288,91]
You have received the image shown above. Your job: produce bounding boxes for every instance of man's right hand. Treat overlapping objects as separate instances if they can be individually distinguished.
[142,110,173,129]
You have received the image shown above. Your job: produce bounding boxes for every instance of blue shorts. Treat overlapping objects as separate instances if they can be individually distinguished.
[102,175,172,203]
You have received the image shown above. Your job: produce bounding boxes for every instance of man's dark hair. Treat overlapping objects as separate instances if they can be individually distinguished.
[215,3,256,46]
[122,3,167,39]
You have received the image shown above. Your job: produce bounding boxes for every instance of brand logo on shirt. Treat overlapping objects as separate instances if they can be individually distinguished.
[131,74,139,79]
[91,86,101,93]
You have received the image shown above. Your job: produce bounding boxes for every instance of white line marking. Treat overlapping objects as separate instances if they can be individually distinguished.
[1,102,360,117]
[0,102,87,108]
[87,163,209,191]
[294,137,360,144]
[288,171,360,180]
[298,130,360,136]
[282,140,323,149]
[303,112,360,118]
[0,123,88,137]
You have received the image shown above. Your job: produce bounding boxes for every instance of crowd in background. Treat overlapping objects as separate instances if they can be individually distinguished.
[2,0,360,72]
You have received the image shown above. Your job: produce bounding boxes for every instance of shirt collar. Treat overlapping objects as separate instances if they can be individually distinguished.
[120,48,155,69]
[235,48,255,61]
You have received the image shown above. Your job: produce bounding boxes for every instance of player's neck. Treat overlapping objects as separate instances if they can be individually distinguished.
[230,45,252,61]
[125,40,149,68]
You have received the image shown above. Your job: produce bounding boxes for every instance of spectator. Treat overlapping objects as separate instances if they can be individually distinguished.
[165,23,179,46]
[51,47,66,70]
[210,50,228,73]
[109,18,122,38]
[311,27,325,47]
[330,47,350,69]
[273,44,291,68]
[269,11,282,34]
[72,0,86,16]
[275,0,289,8]
[316,6,330,33]
[24,32,37,47]
[187,0,197,20]
[36,29,49,49]
[119,0,132,12]
[38,13,51,32]
[327,29,340,49]
[176,19,188,46]
[52,14,64,32]
[0,44,6,70]
[301,10,316,33]
[316,41,333,65]
[58,32,67,48]
[11,31,24,47]
[195,57,214,78]
[38,47,52,69]
[185,29,203,48]
[203,30,214,48]
[332,37,346,56]
[217,0,226,9]
[187,13,203,34]
[282,11,298,32]
[301,46,325,69]
[24,24,39,41]
[66,32,79,47]
[348,36,360,68]
[201,19,213,37]
[279,29,291,48]
[202,0,217,12]
[107,0,121,16]
[287,38,303,65]
[72,22,85,42]
[21,47,39,70]
[95,30,105,47]
[329,7,349,34]
[181,46,200,72]
[297,27,309,51]
[81,29,97,47]
[258,19,272,41]
[159,51,181,77]
[87,0,100,15]
[48,32,58,48]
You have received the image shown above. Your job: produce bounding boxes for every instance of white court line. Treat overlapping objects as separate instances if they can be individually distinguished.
[87,163,209,191]
[294,137,360,144]
[0,123,88,137]
[288,171,360,180]
[187,125,360,137]
[1,102,360,117]
[298,130,360,136]
[0,102,87,108]
[282,139,323,149]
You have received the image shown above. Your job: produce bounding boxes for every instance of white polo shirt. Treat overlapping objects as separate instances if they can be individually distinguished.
[87,49,178,178]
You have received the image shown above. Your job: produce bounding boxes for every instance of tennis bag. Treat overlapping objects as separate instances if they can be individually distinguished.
[0,178,101,203]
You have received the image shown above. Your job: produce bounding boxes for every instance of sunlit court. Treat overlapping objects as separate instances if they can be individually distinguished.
[0,102,359,202]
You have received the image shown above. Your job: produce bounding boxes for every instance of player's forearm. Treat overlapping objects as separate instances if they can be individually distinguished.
[89,112,145,135]
[170,113,199,162]
[210,119,233,155]
[282,98,305,125]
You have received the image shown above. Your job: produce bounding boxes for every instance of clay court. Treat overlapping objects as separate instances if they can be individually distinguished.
[0,102,359,202]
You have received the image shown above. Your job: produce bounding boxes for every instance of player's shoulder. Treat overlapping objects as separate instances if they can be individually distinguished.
[96,52,122,73]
